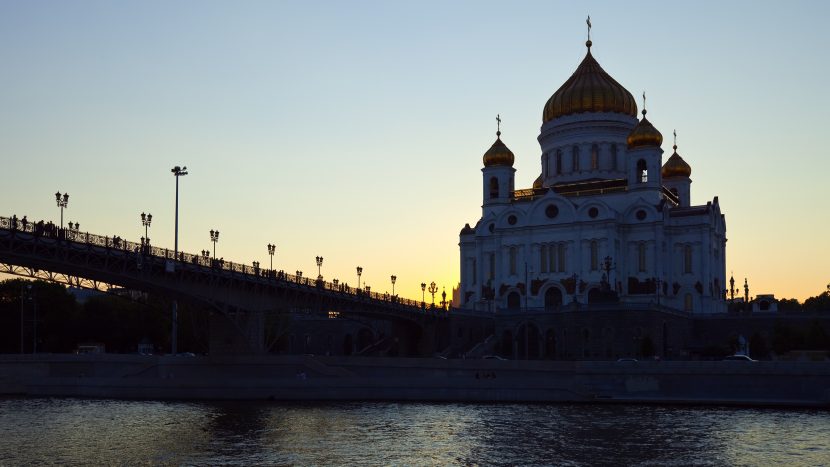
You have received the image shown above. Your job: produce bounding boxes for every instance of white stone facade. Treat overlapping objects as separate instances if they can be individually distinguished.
[459,46,727,314]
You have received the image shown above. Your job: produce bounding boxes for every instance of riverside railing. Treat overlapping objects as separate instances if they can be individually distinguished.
[0,215,435,311]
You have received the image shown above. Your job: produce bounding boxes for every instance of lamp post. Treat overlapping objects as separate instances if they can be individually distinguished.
[356,266,363,289]
[141,212,152,240]
[572,273,579,304]
[170,165,187,356]
[421,282,426,304]
[316,256,324,280]
[603,256,615,291]
[210,229,219,258]
[428,281,438,306]
[654,277,662,305]
[55,192,69,230]
[267,244,276,271]
[441,287,447,310]
[729,274,735,303]
[390,275,397,296]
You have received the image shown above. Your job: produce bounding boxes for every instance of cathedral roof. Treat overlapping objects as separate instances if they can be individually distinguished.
[482,132,515,168]
[662,146,692,178]
[543,41,638,122]
[627,110,663,149]
[532,174,543,189]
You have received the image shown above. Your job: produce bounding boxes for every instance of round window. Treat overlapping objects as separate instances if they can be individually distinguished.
[507,215,517,225]
[636,210,647,220]
[588,207,599,218]
[545,205,559,219]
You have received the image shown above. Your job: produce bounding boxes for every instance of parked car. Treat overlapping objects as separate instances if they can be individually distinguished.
[616,358,638,362]
[723,354,756,362]
[482,355,507,360]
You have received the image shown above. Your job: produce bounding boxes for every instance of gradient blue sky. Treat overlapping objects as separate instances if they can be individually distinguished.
[1,1,828,302]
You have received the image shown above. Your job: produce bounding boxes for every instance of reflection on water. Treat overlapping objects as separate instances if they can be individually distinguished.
[1,398,829,465]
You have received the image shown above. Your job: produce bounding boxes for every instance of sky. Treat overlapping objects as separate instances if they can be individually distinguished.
[1,0,828,302]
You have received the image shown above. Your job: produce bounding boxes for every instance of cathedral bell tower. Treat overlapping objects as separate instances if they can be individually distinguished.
[626,106,664,201]
[481,116,515,216]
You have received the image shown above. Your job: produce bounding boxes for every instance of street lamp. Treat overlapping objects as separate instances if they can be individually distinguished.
[316,256,324,280]
[421,282,426,303]
[267,243,276,270]
[141,212,152,240]
[356,266,363,289]
[428,281,438,306]
[210,229,219,258]
[572,273,579,304]
[654,277,662,305]
[603,256,615,291]
[441,287,447,310]
[170,165,187,356]
[55,192,69,230]
[391,275,397,296]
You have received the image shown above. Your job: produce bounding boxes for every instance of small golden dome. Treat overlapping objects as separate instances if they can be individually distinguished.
[662,146,692,178]
[543,42,638,122]
[483,132,515,167]
[533,174,543,189]
[627,110,663,149]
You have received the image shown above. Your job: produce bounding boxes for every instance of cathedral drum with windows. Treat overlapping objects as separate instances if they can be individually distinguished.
[458,39,727,314]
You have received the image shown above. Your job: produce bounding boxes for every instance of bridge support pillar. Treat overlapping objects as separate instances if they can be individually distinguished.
[209,311,265,355]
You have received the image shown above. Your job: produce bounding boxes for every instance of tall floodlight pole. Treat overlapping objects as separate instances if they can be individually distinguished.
[316,256,324,280]
[356,266,363,289]
[390,275,397,296]
[421,282,426,304]
[171,165,187,355]
[55,192,69,230]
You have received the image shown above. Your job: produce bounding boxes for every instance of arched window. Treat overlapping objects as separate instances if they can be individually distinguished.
[638,243,647,272]
[572,146,580,172]
[549,243,557,272]
[558,243,566,272]
[684,293,693,312]
[509,246,517,275]
[489,177,499,199]
[556,150,562,175]
[637,159,648,183]
[611,144,618,170]
[590,241,598,271]
[540,244,548,273]
[684,245,692,274]
[591,144,599,170]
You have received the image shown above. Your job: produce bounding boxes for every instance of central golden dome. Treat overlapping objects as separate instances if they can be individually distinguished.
[543,41,637,122]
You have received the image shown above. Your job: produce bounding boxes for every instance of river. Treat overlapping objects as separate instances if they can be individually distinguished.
[1,398,828,465]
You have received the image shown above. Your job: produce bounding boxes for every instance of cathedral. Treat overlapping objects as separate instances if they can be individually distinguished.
[458,37,727,314]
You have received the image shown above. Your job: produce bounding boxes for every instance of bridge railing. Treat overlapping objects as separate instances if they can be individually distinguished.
[1,215,438,313]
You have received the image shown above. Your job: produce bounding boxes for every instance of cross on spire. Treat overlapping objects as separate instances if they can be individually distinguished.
[673,129,678,150]
[587,15,591,41]
[496,114,502,137]
[641,91,647,116]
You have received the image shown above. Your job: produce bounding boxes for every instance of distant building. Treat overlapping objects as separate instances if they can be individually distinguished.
[459,38,727,314]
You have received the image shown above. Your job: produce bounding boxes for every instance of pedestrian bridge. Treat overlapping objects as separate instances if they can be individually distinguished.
[0,215,450,353]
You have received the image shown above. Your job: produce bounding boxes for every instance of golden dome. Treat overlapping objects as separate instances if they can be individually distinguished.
[533,174,543,189]
[482,132,515,167]
[543,41,638,122]
[662,146,692,178]
[627,110,663,149]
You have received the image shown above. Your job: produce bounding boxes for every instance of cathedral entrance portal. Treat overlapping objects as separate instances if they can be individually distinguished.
[507,291,521,310]
[544,287,562,311]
